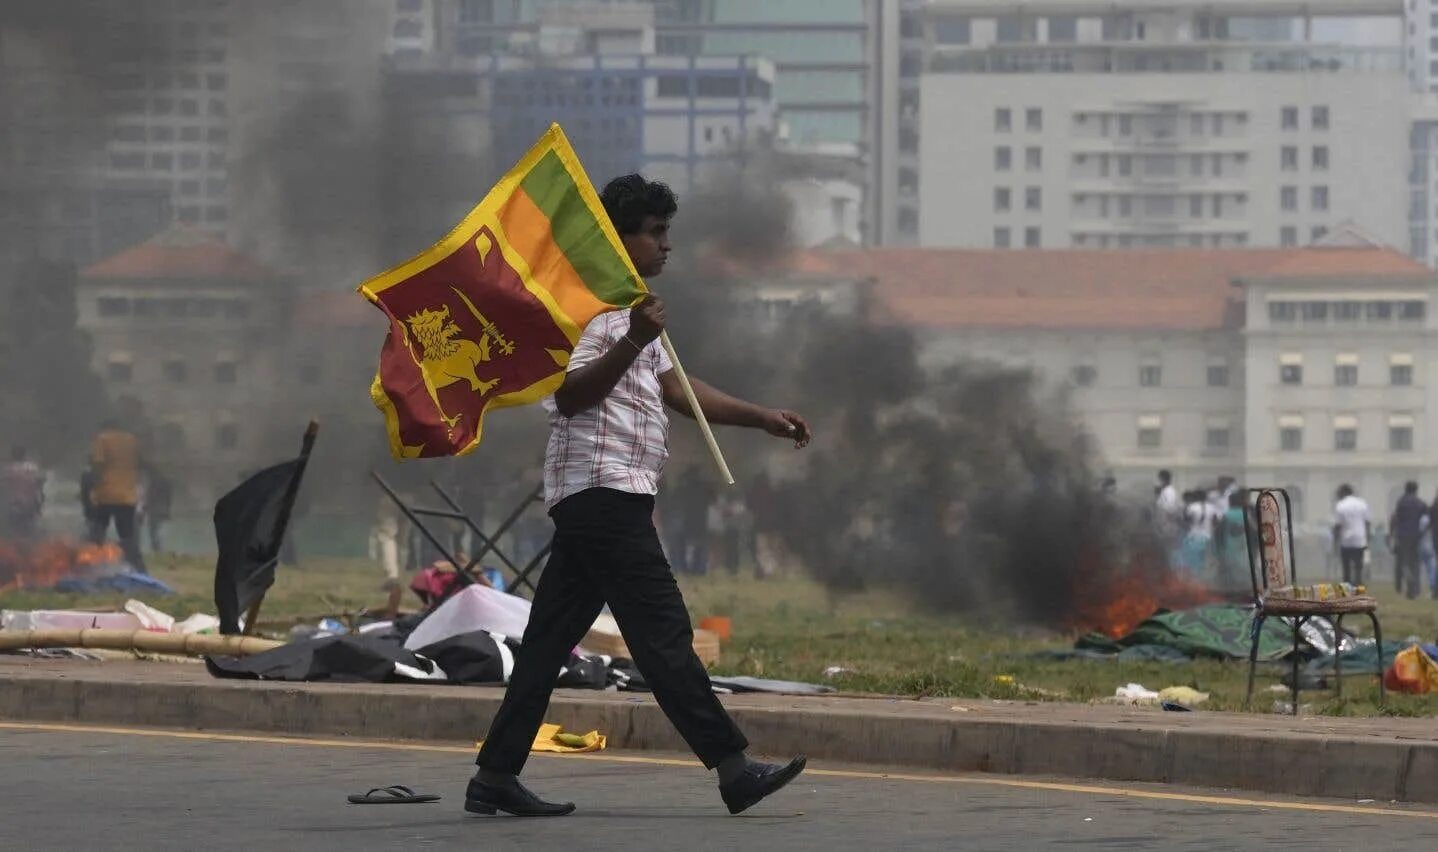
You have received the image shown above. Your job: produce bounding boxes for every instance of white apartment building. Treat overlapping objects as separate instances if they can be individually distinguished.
[776,242,1437,523]
[902,0,1412,251]
[1406,0,1438,91]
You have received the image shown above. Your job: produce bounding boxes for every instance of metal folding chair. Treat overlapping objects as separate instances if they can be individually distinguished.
[370,471,549,597]
[1241,487,1385,714]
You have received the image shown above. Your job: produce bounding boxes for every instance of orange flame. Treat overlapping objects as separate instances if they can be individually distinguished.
[0,538,127,594]
[1065,545,1220,638]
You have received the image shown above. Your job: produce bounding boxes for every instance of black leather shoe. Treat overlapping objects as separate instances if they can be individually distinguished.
[464,776,576,817]
[719,756,806,815]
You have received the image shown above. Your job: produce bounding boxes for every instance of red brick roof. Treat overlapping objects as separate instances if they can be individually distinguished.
[785,247,1431,331]
[82,229,274,281]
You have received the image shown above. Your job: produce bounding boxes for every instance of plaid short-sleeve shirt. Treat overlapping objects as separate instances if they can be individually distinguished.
[542,312,673,509]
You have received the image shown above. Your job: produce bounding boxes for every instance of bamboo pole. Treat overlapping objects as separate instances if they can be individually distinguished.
[659,331,734,486]
[0,629,282,657]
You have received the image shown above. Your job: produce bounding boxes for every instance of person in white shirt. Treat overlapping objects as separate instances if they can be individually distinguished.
[1154,469,1182,542]
[1332,483,1372,585]
[469,174,811,819]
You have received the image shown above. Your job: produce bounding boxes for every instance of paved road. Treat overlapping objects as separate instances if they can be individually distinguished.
[2,724,1436,851]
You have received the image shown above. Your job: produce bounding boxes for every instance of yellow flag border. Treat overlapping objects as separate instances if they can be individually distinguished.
[356,123,643,459]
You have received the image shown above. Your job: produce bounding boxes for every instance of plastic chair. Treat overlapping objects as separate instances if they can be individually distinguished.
[1241,487,1385,714]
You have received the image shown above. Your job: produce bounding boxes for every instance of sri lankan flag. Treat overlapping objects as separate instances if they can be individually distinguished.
[358,124,646,458]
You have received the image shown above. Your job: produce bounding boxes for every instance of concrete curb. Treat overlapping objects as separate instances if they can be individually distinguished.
[2,667,1436,803]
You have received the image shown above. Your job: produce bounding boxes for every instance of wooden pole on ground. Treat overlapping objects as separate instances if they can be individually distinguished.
[0,629,282,657]
[658,331,733,486]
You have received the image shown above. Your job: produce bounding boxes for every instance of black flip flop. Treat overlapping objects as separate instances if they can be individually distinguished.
[347,785,442,805]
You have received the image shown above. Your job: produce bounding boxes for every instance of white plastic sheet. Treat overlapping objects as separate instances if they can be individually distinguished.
[403,584,533,650]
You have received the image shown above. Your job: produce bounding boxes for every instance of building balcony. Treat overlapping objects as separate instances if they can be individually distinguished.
[927,42,1403,76]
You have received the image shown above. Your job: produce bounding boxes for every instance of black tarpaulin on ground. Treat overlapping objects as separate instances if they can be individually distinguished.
[205,629,612,689]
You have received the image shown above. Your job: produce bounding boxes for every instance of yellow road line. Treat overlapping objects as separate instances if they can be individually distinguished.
[3,720,1435,820]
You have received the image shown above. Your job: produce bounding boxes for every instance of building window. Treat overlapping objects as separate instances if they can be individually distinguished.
[216,423,238,451]
[1190,195,1203,218]
[1118,115,1132,136]
[1071,364,1097,386]
[1280,425,1303,452]
[1391,422,1415,451]
[1281,146,1298,171]
[1281,106,1298,130]
[163,360,187,383]
[1400,300,1426,320]
[214,361,238,384]
[1391,356,1414,386]
[106,360,132,383]
[1024,227,1040,248]
[1280,186,1298,211]
[1118,196,1132,217]
[994,187,1011,212]
[1367,301,1393,320]
[995,108,1011,132]
[1279,354,1303,384]
[1207,362,1230,387]
[1302,301,1328,321]
[1312,105,1330,131]
[1335,301,1361,322]
[1139,364,1162,387]
[1280,226,1298,246]
[1024,186,1041,211]
[1335,362,1358,386]
[1137,416,1162,448]
[1206,426,1231,450]
[98,297,130,317]
[1334,417,1357,451]
[995,146,1011,170]
[1025,147,1042,172]
[1025,107,1042,132]
[1118,155,1132,176]
[1269,302,1297,322]
[1313,146,1329,170]
[993,227,1011,248]
[1311,186,1329,211]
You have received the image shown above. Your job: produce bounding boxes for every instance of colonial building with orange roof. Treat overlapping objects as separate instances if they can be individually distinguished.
[765,241,1438,522]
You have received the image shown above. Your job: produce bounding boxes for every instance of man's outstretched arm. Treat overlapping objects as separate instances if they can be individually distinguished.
[659,372,811,448]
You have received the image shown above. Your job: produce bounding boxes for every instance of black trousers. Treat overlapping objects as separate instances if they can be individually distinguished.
[477,488,748,775]
[89,504,147,574]
[1395,537,1422,598]
[1339,546,1365,586]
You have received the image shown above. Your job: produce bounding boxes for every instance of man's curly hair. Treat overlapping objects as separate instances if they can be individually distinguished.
[600,174,678,236]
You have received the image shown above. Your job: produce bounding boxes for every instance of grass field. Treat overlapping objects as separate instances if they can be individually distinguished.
[4,553,1437,717]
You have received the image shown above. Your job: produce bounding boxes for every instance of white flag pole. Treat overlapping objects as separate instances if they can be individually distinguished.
[658,330,734,486]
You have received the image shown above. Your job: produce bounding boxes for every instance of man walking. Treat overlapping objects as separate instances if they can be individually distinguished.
[467,174,811,818]
[1391,481,1428,599]
[1332,484,1370,586]
[1,447,45,539]
[88,420,146,574]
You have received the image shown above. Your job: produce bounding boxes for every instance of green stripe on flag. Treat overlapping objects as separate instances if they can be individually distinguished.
[519,151,642,306]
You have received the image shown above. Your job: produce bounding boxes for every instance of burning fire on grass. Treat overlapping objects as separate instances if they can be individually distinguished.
[1065,550,1219,638]
[0,539,126,594]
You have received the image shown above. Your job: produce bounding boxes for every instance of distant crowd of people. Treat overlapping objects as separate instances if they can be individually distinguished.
[1,421,173,574]
[1152,469,1438,600]
[1152,470,1248,589]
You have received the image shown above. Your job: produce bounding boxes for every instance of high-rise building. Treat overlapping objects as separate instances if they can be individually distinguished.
[895,1,1411,251]
[383,2,777,251]
[397,0,890,241]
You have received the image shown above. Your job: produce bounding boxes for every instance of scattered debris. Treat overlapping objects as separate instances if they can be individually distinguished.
[822,665,853,678]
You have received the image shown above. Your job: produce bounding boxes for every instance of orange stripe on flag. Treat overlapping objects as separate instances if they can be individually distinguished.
[499,188,609,332]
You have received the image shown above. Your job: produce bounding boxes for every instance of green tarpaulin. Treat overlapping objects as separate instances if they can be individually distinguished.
[1074,604,1295,661]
